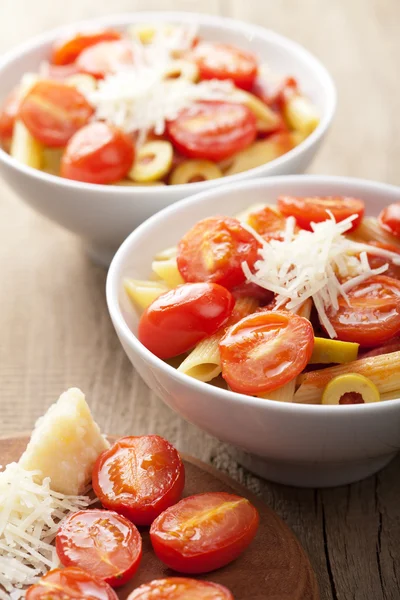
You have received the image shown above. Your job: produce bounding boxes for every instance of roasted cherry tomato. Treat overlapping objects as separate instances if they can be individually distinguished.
[52,30,122,65]
[190,42,258,90]
[277,196,365,232]
[76,40,134,79]
[19,80,94,147]
[378,203,400,238]
[177,216,260,289]
[26,567,118,600]
[138,282,234,358]
[56,509,142,587]
[219,310,314,394]
[167,101,256,161]
[0,88,19,144]
[61,122,134,184]
[327,275,400,347]
[150,492,259,574]
[253,76,298,108]
[247,205,289,240]
[92,435,185,526]
[127,578,234,600]
[367,241,400,280]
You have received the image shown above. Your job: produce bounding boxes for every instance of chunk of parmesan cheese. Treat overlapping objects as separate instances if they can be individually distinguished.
[19,388,109,496]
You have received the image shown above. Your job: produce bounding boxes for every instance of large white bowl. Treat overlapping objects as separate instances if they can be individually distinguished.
[107,175,400,488]
[0,12,335,266]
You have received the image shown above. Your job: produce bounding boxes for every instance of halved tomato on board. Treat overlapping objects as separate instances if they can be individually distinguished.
[219,310,314,394]
[190,41,258,90]
[367,241,400,280]
[56,509,142,587]
[76,40,134,78]
[19,80,94,147]
[378,202,400,238]
[52,29,122,65]
[177,216,260,289]
[127,578,234,600]
[327,275,400,347]
[25,567,118,600]
[61,122,134,184]
[0,88,19,144]
[150,492,259,574]
[167,101,257,161]
[92,435,185,526]
[277,196,365,232]
[138,282,234,358]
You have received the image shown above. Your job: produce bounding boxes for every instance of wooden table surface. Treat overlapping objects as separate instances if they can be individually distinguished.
[1,1,399,599]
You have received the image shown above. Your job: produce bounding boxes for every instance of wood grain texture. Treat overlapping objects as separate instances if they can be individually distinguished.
[0,1,399,599]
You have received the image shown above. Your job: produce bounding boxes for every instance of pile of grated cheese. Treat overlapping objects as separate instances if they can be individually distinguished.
[242,213,400,338]
[0,463,90,600]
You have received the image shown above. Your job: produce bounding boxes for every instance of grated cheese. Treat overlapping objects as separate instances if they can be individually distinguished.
[0,463,90,599]
[242,214,400,338]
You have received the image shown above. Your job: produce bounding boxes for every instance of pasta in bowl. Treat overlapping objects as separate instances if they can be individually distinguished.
[107,175,400,488]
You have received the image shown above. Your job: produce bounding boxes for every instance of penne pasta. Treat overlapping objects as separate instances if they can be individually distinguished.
[152,257,184,287]
[154,246,178,261]
[42,147,64,176]
[124,278,169,311]
[283,93,320,135]
[224,134,296,177]
[294,350,400,404]
[231,89,282,133]
[10,120,43,169]
[351,217,400,248]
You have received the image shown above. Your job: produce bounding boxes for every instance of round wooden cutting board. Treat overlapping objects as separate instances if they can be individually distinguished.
[1,435,319,600]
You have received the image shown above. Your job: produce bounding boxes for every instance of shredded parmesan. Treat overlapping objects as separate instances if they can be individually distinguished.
[0,463,90,598]
[242,214,400,338]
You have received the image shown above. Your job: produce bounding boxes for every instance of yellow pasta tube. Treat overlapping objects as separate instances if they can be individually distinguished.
[124,278,169,311]
[154,246,178,261]
[42,147,64,176]
[10,120,43,168]
[152,257,184,287]
[350,217,400,248]
[294,350,400,405]
[224,136,295,176]
[283,93,320,135]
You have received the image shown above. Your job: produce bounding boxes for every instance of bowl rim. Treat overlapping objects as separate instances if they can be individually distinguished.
[0,11,336,196]
[107,174,400,415]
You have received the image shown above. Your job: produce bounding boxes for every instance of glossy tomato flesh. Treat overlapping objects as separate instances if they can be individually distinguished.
[127,577,234,600]
[0,88,19,143]
[138,282,234,358]
[56,509,142,587]
[76,40,134,78]
[167,101,256,161]
[92,435,185,526]
[61,122,134,184]
[219,310,314,394]
[52,30,122,65]
[177,216,260,289]
[150,492,259,574]
[327,275,400,347]
[247,205,289,240]
[19,80,94,147]
[378,203,400,238]
[277,196,365,232]
[26,567,118,600]
[367,241,400,280]
[190,42,258,90]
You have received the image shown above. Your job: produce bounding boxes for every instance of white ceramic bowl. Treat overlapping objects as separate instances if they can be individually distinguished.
[0,12,335,266]
[107,175,400,488]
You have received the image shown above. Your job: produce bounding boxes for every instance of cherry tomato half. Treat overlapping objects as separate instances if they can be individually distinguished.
[77,40,134,79]
[56,509,142,587]
[92,435,185,526]
[52,30,122,66]
[19,80,93,147]
[150,492,259,574]
[247,205,289,240]
[177,216,260,289]
[327,275,400,347]
[367,241,400,280]
[378,203,400,238]
[26,567,118,600]
[127,578,234,600]
[277,196,365,232]
[167,101,256,161]
[0,88,19,144]
[138,282,234,358]
[190,42,258,91]
[61,122,134,184]
[219,310,314,394]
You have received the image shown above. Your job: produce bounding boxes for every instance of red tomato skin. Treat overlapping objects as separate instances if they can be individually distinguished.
[277,196,365,232]
[52,30,122,65]
[127,577,234,600]
[0,89,19,143]
[19,80,94,147]
[367,241,400,280]
[61,122,134,184]
[190,42,258,91]
[379,203,400,238]
[177,216,260,290]
[25,567,118,600]
[247,205,289,240]
[167,101,257,162]
[150,492,259,574]
[76,40,134,79]
[56,509,142,588]
[138,282,234,359]
[92,436,185,527]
